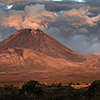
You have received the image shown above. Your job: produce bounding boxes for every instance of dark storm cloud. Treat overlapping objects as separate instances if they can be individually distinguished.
[10,1,84,11]
[8,1,100,16]
[0,0,100,4]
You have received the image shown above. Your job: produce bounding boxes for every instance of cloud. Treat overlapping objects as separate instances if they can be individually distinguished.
[63,34,100,55]
[5,4,100,30]
[59,6,100,27]
[74,28,89,34]
[1,10,25,29]
[43,6,100,55]
[44,27,61,37]
[89,6,100,13]
[0,0,100,4]
[0,4,100,36]
[0,3,100,55]
[0,0,36,4]
[45,2,85,12]
[0,31,2,41]
[0,4,55,30]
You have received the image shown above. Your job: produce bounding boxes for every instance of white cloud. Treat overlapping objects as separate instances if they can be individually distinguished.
[0,4,55,30]
[0,5,100,30]
[59,6,100,27]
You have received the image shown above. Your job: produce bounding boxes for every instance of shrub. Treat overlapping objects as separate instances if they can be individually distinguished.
[76,83,80,85]
[22,80,43,95]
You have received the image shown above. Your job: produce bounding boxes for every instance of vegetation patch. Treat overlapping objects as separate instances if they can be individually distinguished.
[0,80,100,100]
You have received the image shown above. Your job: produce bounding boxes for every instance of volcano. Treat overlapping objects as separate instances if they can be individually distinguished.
[0,29,100,85]
[0,29,86,62]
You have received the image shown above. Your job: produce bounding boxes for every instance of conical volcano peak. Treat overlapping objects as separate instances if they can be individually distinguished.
[0,28,86,62]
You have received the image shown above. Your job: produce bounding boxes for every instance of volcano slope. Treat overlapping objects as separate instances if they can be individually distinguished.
[0,29,100,85]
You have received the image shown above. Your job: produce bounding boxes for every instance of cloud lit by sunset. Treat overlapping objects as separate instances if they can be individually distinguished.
[0,0,100,55]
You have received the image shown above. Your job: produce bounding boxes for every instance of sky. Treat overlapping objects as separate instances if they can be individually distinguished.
[0,0,100,56]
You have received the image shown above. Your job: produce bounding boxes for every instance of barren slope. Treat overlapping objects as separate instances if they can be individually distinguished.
[0,47,81,71]
[0,29,86,62]
[0,47,99,85]
[0,29,100,85]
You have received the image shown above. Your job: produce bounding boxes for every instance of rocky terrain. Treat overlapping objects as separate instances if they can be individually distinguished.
[0,29,100,85]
